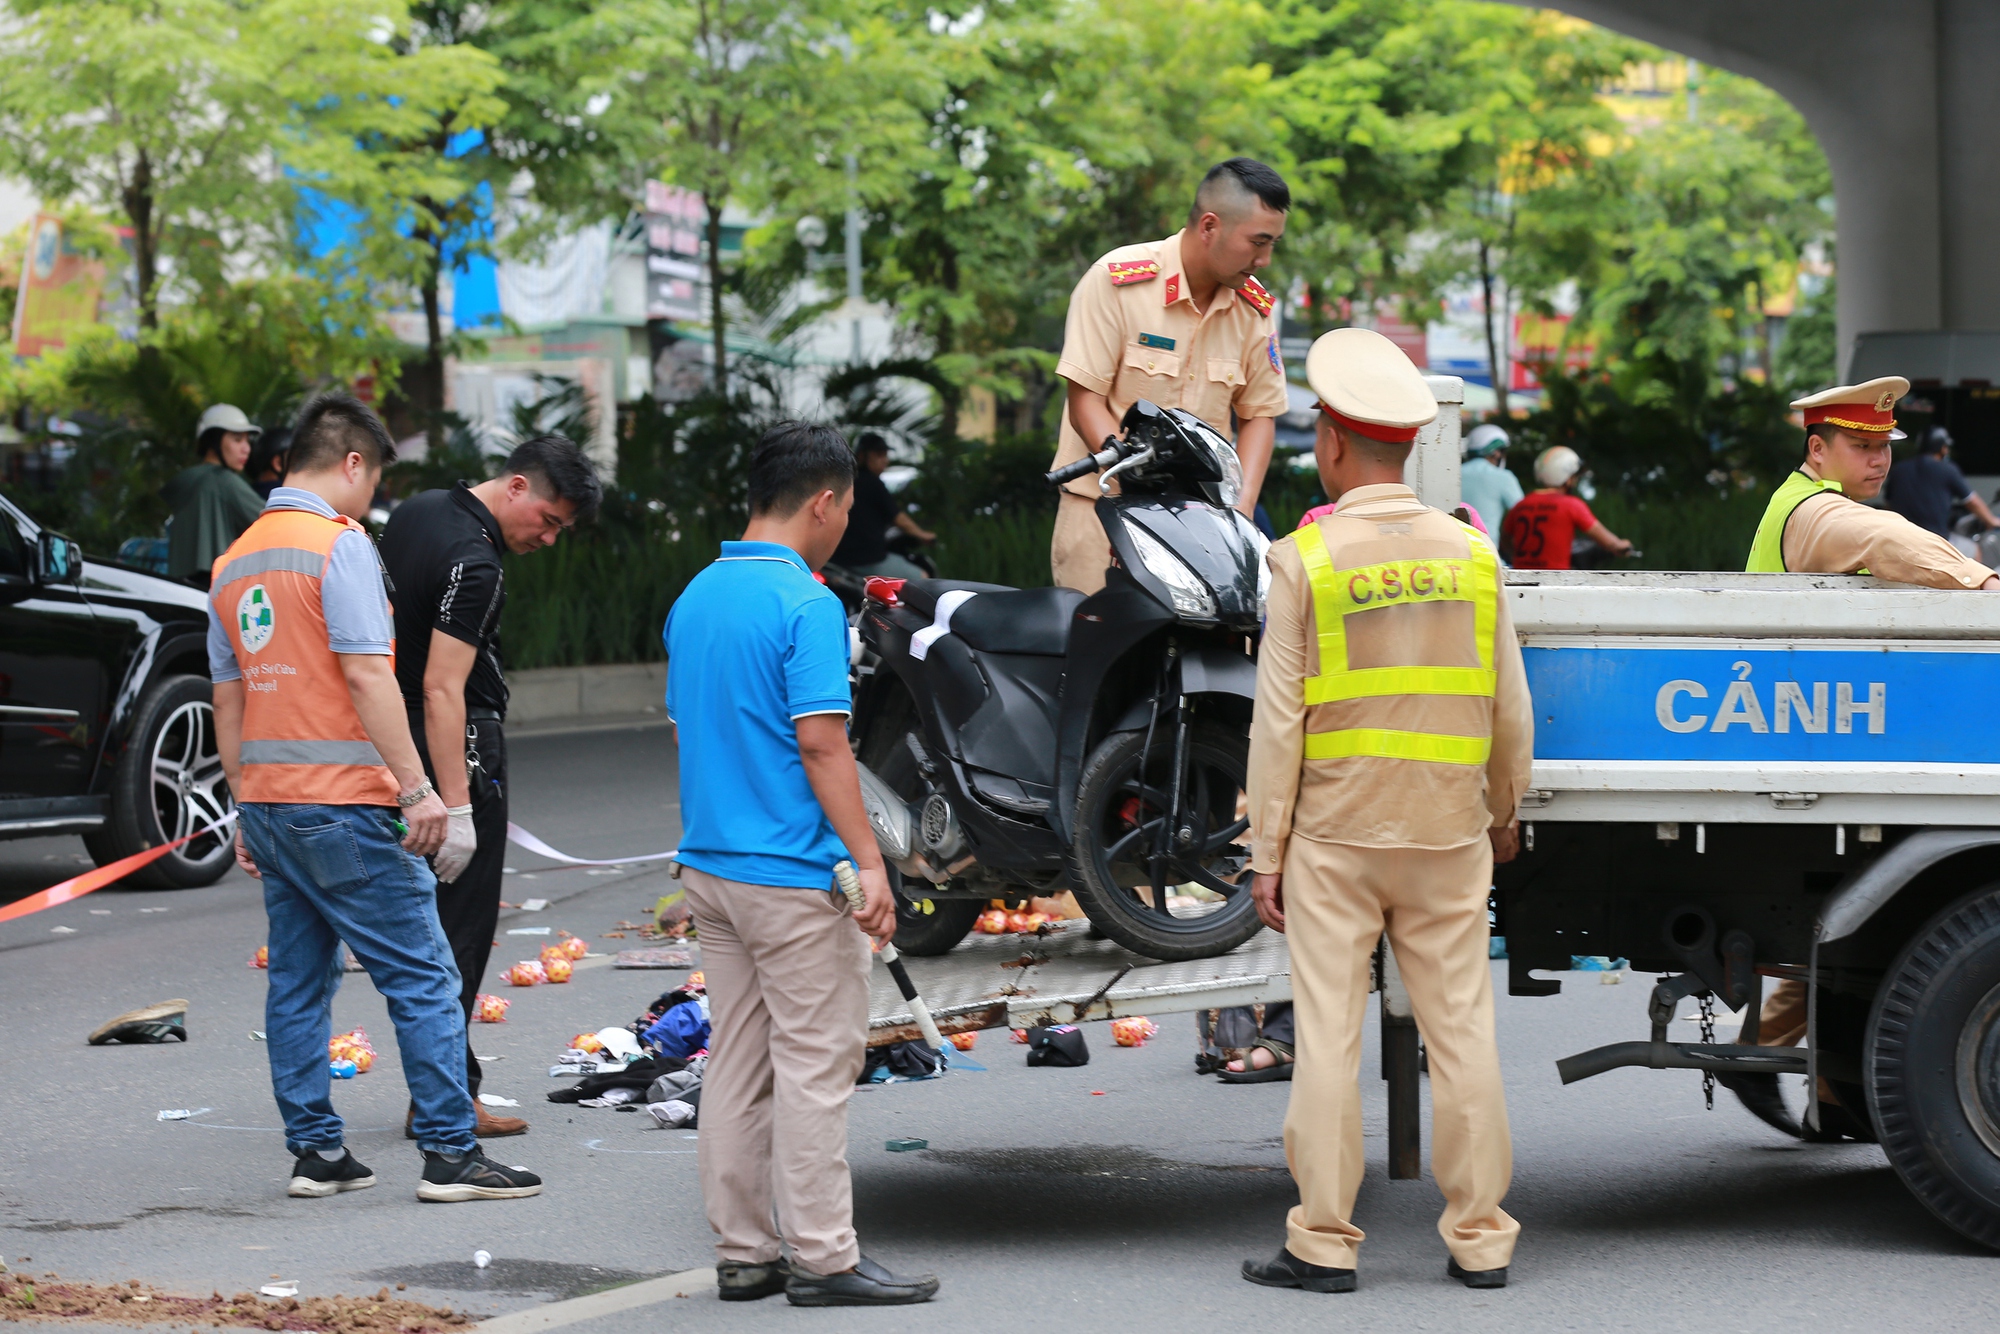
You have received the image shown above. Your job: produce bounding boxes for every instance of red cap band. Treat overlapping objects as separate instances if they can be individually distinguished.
[1318,402,1421,444]
[1801,403,1897,433]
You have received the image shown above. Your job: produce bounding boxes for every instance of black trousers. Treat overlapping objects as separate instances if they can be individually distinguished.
[410,711,509,1097]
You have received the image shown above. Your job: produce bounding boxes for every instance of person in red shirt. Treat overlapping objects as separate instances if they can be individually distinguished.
[1500,446,1632,569]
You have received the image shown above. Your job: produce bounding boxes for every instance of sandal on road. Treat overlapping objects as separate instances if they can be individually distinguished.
[1218,1038,1295,1083]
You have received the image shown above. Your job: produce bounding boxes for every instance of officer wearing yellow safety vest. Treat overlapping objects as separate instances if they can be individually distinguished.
[1240,328,1534,1295]
[1727,377,1999,1139]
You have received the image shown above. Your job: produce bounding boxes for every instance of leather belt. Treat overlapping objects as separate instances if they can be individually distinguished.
[467,708,504,723]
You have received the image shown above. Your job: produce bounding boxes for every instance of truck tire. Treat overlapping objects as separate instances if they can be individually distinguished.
[1070,722,1262,962]
[1866,881,2000,1249]
[888,867,983,957]
[83,675,236,889]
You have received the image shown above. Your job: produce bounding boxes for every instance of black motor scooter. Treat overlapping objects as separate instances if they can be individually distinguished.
[849,400,1268,961]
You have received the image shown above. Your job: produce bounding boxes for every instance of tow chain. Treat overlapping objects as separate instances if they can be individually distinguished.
[1698,993,1717,1110]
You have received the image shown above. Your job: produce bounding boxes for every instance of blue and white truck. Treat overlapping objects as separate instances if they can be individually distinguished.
[1495,566,2000,1249]
[862,376,2000,1250]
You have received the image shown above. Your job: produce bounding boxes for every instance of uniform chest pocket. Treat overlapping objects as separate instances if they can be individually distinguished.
[1124,345,1182,380]
[1206,357,1244,391]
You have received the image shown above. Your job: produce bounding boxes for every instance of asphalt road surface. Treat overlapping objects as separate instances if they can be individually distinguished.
[2,720,1993,1334]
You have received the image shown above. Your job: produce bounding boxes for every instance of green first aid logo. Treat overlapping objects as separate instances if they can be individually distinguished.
[238,583,274,653]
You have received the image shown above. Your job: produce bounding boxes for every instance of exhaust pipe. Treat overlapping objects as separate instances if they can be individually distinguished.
[856,761,937,881]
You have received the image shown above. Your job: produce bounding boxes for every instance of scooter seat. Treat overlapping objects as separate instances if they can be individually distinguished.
[951,587,1087,657]
[898,579,1014,617]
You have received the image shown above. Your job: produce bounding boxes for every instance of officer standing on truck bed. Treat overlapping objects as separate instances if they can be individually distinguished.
[1732,377,1999,1138]
[1240,328,1534,1294]
[1048,158,1292,592]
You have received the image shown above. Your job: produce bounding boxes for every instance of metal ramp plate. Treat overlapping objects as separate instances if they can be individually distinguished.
[866,920,1291,1047]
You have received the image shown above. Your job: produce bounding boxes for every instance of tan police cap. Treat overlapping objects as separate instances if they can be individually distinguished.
[1791,377,1909,440]
[1305,327,1438,443]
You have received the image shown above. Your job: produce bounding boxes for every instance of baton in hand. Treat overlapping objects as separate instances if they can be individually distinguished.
[835,860,947,1057]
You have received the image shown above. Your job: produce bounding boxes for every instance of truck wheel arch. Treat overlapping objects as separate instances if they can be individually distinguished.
[1821,830,2000,963]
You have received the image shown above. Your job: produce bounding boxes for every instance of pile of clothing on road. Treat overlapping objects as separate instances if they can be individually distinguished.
[547,977,711,1129]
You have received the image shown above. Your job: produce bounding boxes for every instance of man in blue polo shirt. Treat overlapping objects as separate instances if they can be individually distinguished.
[664,421,938,1308]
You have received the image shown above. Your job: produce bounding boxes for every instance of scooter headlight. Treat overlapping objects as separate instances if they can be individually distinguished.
[1128,523,1217,619]
[1231,509,1272,616]
[1213,441,1243,507]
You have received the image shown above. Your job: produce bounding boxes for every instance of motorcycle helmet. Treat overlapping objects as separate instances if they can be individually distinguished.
[1535,445,1582,489]
[1464,424,1509,460]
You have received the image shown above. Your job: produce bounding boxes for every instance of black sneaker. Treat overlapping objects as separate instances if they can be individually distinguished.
[87,999,189,1045]
[288,1149,376,1198]
[717,1258,791,1301]
[417,1147,543,1202]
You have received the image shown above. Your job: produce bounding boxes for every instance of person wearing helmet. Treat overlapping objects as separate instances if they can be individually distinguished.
[1882,424,1997,539]
[163,403,267,587]
[1498,446,1632,569]
[1458,424,1523,538]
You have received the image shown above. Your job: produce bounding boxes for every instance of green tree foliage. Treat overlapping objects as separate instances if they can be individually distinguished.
[7,273,395,550]
[0,0,500,335]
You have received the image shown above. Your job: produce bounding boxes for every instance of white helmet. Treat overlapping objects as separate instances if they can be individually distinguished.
[1463,424,1509,459]
[1535,445,1582,489]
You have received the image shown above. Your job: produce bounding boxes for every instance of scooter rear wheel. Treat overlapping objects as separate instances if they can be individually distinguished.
[1070,721,1262,961]
[888,866,984,956]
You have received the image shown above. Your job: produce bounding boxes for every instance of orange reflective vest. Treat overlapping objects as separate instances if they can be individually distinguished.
[210,508,399,806]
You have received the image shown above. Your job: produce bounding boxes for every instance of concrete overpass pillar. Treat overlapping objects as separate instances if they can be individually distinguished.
[1531,0,1997,374]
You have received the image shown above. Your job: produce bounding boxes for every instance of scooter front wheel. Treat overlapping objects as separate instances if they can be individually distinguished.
[1070,721,1262,962]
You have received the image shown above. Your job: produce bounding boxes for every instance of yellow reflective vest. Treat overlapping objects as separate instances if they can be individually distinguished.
[1292,520,1501,766]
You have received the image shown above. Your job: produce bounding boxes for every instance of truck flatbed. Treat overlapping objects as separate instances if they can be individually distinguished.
[866,919,1293,1047]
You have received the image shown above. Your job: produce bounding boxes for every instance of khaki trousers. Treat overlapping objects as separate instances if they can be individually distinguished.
[1750,978,1808,1048]
[1282,835,1519,1271]
[681,867,872,1275]
[1051,491,1110,594]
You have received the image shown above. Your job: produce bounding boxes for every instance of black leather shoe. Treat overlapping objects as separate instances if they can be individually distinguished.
[1240,1248,1356,1293]
[1718,1073,1802,1138]
[1447,1257,1507,1289]
[786,1255,938,1306]
[717,1258,790,1301]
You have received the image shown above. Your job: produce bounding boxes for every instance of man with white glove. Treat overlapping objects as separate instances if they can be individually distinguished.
[379,435,601,1139]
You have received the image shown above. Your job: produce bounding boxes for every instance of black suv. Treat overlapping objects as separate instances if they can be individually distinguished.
[1,492,235,887]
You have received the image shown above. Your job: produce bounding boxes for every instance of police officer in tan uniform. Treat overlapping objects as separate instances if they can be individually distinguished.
[1241,328,1534,1294]
[1729,377,1999,1138]
[1050,158,1293,592]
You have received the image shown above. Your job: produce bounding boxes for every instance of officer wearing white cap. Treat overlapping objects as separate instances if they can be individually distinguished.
[164,403,266,586]
[1241,327,1535,1294]
[1729,376,1998,1139]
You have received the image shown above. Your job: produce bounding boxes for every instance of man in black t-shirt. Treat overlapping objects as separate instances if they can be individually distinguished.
[1884,426,1997,538]
[380,435,602,1137]
[828,433,934,578]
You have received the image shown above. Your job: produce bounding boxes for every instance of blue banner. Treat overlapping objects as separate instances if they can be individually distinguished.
[1523,644,2000,763]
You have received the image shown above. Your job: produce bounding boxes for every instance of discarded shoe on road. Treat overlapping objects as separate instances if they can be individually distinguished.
[87,1000,189,1046]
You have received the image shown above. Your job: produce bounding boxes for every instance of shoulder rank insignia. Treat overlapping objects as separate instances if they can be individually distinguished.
[1106,258,1160,287]
[1238,275,1275,317]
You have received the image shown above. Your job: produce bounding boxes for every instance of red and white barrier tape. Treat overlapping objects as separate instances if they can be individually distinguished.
[505,822,679,867]
[0,810,241,925]
[1,814,673,927]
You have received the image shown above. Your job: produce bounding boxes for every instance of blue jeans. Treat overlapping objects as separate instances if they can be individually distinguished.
[242,802,476,1156]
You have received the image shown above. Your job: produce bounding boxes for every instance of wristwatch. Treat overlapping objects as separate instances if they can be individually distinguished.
[397,778,437,808]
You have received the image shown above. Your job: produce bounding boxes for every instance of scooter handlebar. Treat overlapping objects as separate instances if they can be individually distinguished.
[1044,438,1127,487]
